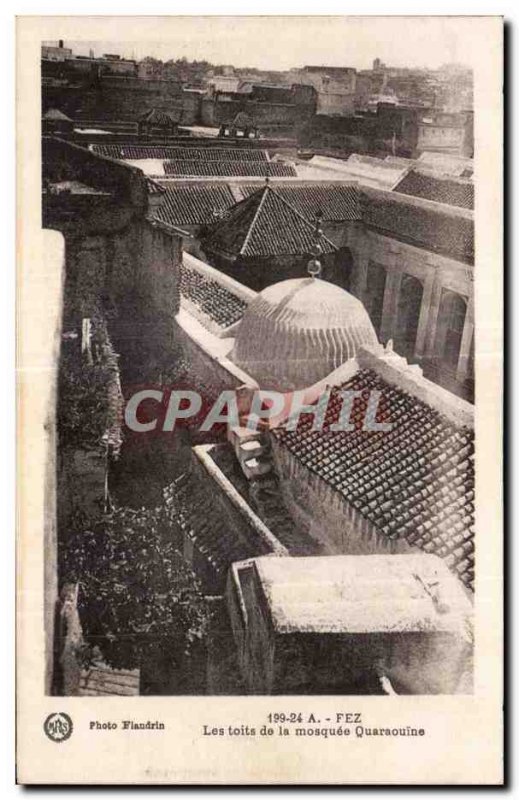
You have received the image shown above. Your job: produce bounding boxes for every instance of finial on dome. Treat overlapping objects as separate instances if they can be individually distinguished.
[307,211,324,279]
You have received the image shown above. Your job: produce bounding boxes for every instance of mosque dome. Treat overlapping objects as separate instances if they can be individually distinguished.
[231,277,379,391]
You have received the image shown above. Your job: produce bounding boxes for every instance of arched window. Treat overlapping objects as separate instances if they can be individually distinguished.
[364,261,386,335]
[332,247,353,291]
[435,290,468,370]
[395,274,424,358]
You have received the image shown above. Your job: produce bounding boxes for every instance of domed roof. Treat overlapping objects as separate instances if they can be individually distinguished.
[231,277,378,390]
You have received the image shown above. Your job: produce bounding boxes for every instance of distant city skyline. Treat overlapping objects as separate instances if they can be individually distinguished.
[49,16,477,72]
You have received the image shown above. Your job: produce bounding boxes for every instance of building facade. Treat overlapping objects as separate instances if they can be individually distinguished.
[297,66,357,117]
[347,189,474,400]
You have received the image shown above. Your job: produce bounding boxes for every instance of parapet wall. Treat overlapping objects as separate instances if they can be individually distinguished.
[43,136,148,208]
[193,445,288,558]
[357,344,474,428]
[175,309,257,402]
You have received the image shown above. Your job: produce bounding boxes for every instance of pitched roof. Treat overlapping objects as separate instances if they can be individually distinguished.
[163,470,269,577]
[154,184,236,226]
[240,183,360,221]
[164,146,268,162]
[232,111,256,129]
[43,108,73,121]
[272,368,474,591]
[203,185,338,258]
[393,169,474,210]
[90,144,267,161]
[180,261,247,328]
[138,107,181,125]
[360,187,474,264]
[146,177,166,195]
[163,160,296,177]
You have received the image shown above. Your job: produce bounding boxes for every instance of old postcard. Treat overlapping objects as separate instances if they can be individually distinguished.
[16,14,503,784]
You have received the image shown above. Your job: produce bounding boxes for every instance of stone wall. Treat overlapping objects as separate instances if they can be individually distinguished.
[57,315,125,519]
[200,98,312,132]
[43,76,184,122]
[43,137,148,206]
[417,123,465,155]
[225,562,276,693]
[273,629,471,694]
[60,220,181,380]
[57,446,108,526]
[299,113,377,151]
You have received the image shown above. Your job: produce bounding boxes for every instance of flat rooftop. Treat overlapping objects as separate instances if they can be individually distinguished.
[249,553,473,635]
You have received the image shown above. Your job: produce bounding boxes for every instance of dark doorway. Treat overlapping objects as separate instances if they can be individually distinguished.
[364,261,386,336]
[395,274,424,359]
[434,290,468,370]
[331,247,354,291]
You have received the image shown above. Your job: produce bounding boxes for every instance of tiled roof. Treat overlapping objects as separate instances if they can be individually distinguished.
[146,177,166,194]
[165,147,268,162]
[163,471,265,576]
[360,188,474,264]
[90,144,268,161]
[91,144,157,159]
[203,185,337,258]
[272,368,475,591]
[153,184,236,226]
[180,261,247,328]
[393,169,474,210]
[163,160,297,177]
[240,183,360,221]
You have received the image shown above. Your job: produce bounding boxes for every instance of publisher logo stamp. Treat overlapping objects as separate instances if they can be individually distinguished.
[44,712,73,743]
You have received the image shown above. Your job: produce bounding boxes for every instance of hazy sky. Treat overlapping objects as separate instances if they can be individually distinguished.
[62,16,478,71]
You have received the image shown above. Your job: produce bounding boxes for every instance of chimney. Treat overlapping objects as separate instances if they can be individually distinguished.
[58,39,64,49]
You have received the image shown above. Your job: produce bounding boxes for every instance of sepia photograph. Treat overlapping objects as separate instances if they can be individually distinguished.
[15,12,503,784]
